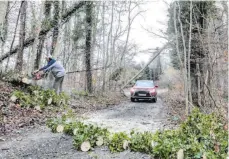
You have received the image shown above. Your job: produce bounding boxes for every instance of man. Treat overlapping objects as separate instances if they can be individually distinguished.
[34,55,65,94]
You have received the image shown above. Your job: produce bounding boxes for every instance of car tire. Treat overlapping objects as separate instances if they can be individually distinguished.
[131,98,135,102]
[152,97,157,103]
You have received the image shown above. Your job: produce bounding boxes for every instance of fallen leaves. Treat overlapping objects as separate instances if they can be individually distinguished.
[0,80,57,136]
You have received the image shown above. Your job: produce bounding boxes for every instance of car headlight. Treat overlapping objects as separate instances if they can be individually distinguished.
[150,89,155,93]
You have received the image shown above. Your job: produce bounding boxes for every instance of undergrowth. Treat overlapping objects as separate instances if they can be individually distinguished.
[46,108,228,158]
[12,86,69,109]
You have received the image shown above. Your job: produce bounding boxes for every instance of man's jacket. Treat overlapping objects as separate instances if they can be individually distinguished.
[39,59,65,78]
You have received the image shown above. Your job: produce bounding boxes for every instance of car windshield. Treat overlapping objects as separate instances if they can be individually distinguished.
[135,81,154,87]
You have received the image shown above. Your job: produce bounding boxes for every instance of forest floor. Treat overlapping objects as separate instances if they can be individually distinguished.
[0,81,172,159]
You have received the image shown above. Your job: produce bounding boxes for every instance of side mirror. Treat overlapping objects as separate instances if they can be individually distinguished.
[155,85,158,88]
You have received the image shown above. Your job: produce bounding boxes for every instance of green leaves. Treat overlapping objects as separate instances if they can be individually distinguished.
[150,108,228,158]
[46,108,228,158]
[130,131,154,154]
[108,132,130,153]
[46,116,110,151]
[12,86,69,109]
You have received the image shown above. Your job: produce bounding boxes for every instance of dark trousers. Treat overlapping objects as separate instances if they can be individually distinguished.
[53,76,64,94]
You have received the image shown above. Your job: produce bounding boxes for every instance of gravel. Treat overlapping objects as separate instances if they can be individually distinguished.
[0,89,168,159]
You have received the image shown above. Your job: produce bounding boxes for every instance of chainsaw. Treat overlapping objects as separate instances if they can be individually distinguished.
[31,71,48,80]
[21,71,49,84]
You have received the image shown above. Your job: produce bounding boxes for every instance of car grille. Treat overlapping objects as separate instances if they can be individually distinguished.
[134,91,150,97]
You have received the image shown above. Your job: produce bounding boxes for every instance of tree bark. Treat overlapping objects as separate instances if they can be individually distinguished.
[0,1,9,71]
[85,2,93,93]
[15,1,27,73]
[187,1,193,105]
[5,2,21,71]
[50,0,60,56]
[34,0,51,70]
[177,2,189,115]
[102,2,106,91]
[107,2,114,90]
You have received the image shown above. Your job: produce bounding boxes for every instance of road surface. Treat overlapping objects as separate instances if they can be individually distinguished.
[0,89,168,159]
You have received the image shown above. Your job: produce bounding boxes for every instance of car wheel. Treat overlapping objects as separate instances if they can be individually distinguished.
[152,97,157,103]
[131,98,135,102]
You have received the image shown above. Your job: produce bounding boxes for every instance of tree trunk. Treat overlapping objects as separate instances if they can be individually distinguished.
[177,1,189,115]
[85,2,93,93]
[34,0,51,70]
[187,1,193,106]
[122,43,169,89]
[28,1,44,74]
[5,3,21,72]
[102,2,106,91]
[196,61,202,107]
[0,1,9,72]
[107,2,114,90]
[50,1,60,56]
[0,2,85,64]
[120,2,131,65]
[15,1,27,73]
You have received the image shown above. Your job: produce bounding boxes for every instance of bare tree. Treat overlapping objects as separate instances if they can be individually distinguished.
[33,0,51,70]
[15,1,27,73]
[177,1,188,114]
[187,1,193,106]
[50,1,60,56]
[0,1,10,71]
[85,2,93,93]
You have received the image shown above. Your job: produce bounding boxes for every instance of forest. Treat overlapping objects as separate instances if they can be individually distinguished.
[0,1,228,159]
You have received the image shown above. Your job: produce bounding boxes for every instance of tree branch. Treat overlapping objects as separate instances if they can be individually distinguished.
[121,42,170,89]
[0,2,85,63]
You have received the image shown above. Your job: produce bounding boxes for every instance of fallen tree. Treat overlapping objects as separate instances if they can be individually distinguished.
[121,42,170,89]
[0,2,85,63]
[47,108,228,158]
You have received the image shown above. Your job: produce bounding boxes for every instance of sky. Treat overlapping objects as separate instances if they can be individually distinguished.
[130,1,171,63]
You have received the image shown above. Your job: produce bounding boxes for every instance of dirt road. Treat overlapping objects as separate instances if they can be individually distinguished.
[83,98,167,134]
[0,90,168,159]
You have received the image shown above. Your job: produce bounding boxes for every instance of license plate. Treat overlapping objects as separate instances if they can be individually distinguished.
[138,94,146,96]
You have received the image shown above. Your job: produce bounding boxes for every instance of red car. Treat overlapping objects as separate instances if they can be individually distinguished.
[130,80,158,103]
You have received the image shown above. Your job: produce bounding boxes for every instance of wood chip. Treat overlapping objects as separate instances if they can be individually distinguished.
[203,153,207,159]
[56,125,64,133]
[10,95,17,102]
[81,141,91,152]
[73,128,78,135]
[96,136,103,146]
[177,149,184,159]
[34,106,41,112]
[123,140,129,150]
[22,78,30,84]
[48,98,52,105]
